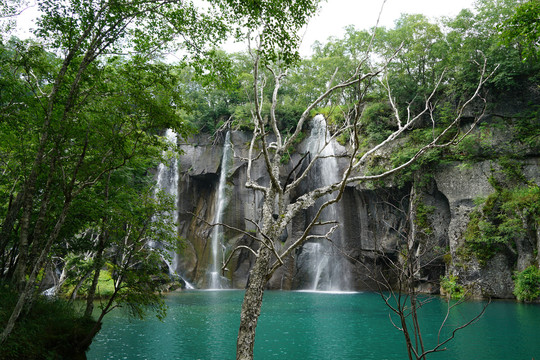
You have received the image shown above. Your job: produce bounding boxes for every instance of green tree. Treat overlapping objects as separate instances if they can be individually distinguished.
[445,0,533,94]
[0,0,215,343]
[499,0,539,62]
[0,40,189,343]
[0,0,324,348]
[375,14,447,111]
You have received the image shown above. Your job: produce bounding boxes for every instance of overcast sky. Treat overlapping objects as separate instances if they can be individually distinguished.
[218,0,477,55]
[299,0,477,55]
[14,0,477,56]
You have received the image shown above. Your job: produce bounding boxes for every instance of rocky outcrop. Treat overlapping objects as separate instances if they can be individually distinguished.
[175,130,411,291]
[434,158,540,298]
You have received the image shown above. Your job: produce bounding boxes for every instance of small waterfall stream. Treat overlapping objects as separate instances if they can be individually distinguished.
[155,129,194,289]
[303,115,351,291]
[209,131,233,289]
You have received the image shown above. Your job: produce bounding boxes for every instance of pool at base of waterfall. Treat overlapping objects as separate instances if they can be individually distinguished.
[87,290,540,360]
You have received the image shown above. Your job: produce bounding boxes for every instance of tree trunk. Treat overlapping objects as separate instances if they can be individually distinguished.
[236,246,271,360]
[0,191,23,268]
[13,189,34,290]
[410,292,426,360]
[78,281,121,351]
[69,270,93,302]
[85,171,111,317]
[0,199,72,343]
[27,158,57,274]
[84,233,106,317]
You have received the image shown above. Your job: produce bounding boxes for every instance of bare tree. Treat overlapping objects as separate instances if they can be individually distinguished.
[228,19,495,360]
[355,184,490,360]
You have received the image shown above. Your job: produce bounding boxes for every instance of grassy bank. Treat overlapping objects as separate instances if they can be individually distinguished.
[0,283,97,360]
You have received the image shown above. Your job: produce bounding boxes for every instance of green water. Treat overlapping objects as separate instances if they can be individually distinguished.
[88,290,540,359]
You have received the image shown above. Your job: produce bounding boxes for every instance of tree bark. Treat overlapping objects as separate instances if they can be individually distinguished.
[69,269,93,302]
[0,191,23,269]
[24,156,58,287]
[12,184,35,290]
[85,171,111,317]
[84,232,106,317]
[236,246,271,360]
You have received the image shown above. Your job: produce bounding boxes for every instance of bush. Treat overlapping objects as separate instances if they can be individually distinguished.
[465,184,540,264]
[414,200,435,235]
[513,266,540,302]
[360,102,394,144]
[440,275,465,300]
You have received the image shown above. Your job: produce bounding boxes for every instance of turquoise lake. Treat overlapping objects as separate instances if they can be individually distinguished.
[87,290,540,359]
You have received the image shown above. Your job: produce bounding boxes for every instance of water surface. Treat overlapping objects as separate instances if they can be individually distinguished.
[88,290,540,359]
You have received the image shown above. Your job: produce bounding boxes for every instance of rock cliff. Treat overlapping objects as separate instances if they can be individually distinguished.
[173,115,539,299]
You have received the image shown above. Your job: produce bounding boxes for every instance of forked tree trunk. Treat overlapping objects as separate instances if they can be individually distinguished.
[236,246,271,360]
[85,172,110,317]
[1,201,71,343]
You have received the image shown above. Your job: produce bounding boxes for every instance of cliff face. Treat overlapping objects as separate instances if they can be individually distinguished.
[174,116,539,298]
[176,131,262,288]
[434,158,540,298]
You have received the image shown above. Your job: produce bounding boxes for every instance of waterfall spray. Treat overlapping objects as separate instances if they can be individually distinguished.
[209,131,233,289]
[154,129,194,289]
[303,115,351,291]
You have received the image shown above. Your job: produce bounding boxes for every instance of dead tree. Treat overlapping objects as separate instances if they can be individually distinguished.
[228,21,495,360]
[361,185,490,360]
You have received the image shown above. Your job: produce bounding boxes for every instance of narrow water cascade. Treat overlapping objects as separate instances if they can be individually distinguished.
[310,243,328,290]
[303,114,351,291]
[209,131,233,289]
[154,129,194,289]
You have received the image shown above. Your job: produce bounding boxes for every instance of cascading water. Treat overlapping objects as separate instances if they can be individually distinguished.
[154,129,194,289]
[208,131,233,289]
[302,114,352,291]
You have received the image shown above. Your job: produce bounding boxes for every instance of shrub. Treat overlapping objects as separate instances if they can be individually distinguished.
[513,266,540,302]
[414,200,435,235]
[360,102,394,144]
[440,275,465,300]
[465,184,540,264]
[62,269,116,299]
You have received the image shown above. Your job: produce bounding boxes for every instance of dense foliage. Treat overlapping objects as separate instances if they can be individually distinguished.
[440,275,465,300]
[182,0,538,141]
[0,0,321,353]
[513,265,540,302]
[464,163,539,263]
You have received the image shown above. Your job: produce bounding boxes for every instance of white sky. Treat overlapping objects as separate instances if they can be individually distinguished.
[13,0,477,57]
[300,0,477,56]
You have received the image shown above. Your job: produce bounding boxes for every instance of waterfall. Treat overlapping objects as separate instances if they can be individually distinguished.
[302,114,351,291]
[154,129,194,289]
[209,131,233,289]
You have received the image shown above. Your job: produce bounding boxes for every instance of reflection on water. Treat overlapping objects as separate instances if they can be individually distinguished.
[88,291,540,360]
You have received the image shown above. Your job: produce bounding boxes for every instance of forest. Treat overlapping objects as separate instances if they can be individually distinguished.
[0,0,538,359]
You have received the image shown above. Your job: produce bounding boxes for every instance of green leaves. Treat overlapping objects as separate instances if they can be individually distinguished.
[440,275,465,300]
[513,265,540,302]
[499,0,540,62]
[215,0,319,64]
[465,183,540,263]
